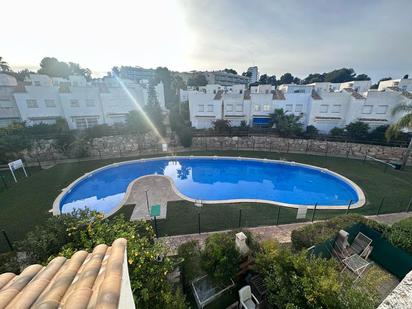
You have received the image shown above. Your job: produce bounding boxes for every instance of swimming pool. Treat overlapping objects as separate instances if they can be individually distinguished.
[55,156,365,215]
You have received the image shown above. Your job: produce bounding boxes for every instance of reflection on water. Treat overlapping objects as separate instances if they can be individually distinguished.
[60,158,359,214]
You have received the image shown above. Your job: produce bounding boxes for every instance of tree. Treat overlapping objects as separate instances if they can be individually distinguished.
[279,73,294,85]
[201,233,241,284]
[242,71,252,78]
[345,121,369,140]
[212,119,231,133]
[354,73,371,81]
[38,57,92,79]
[0,57,10,72]
[125,110,149,134]
[187,73,208,88]
[267,75,277,86]
[259,74,268,84]
[403,74,409,79]
[385,103,412,169]
[269,109,303,136]
[305,125,319,138]
[223,68,237,75]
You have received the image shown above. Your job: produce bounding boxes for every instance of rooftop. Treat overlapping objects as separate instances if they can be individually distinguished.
[0,238,130,309]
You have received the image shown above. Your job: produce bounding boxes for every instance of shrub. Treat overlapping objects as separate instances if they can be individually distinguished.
[176,126,193,147]
[201,232,241,284]
[291,214,386,251]
[305,125,319,138]
[384,217,412,254]
[177,241,203,287]
[330,126,345,137]
[255,240,376,308]
[345,121,370,141]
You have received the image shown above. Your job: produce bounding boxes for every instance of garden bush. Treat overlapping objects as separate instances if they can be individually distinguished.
[176,126,193,148]
[201,232,241,284]
[177,241,203,288]
[11,209,187,308]
[291,214,387,250]
[384,217,412,254]
[255,240,376,308]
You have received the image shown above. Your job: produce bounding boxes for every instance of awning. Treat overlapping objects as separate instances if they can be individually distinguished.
[253,117,271,125]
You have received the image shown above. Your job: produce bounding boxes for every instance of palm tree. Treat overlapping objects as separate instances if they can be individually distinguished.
[0,57,11,72]
[386,103,412,169]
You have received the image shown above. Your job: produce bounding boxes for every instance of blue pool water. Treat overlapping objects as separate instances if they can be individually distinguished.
[59,157,360,214]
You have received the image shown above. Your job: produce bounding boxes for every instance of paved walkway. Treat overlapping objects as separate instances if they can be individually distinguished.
[125,175,182,220]
[158,212,412,255]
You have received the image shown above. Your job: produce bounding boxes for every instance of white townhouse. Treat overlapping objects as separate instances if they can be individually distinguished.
[189,80,412,134]
[0,74,21,127]
[378,78,412,92]
[14,74,63,126]
[10,74,166,129]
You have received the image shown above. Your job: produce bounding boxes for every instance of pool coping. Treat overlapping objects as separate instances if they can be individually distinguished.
[52,155,366,215]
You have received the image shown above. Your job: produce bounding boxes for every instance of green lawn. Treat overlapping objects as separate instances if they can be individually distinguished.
[1,151,411,252]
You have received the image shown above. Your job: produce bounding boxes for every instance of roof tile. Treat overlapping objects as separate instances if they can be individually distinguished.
[0,239,129,309]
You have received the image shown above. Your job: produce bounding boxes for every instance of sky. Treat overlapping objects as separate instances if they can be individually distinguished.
[1,0,412,82]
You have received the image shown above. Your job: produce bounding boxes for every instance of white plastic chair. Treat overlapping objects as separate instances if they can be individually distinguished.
[239,285,259,309]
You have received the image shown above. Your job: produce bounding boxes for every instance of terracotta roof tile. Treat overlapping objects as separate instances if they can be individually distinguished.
[311,89,322,100]
[213,90,223,100]
[343,88,365,99]
[271,90,285,100]
[0,238,129,309]
[243,90,251,100]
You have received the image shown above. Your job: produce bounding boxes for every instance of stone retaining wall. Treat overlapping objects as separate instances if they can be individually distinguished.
[11,134,411,165]
[192,136,411,164]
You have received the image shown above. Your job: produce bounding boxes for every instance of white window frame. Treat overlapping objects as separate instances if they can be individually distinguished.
[198,104,204,112]
[207,104,213,112]
[376,105,388,114]
[263,104,270,112]
[235,104,243,112]
[254,104,260,112]
[26,99,38,108]
[295,104,303,112]
[319,104,329,113]
[362,105,373,114]
[226,104,233,112]
[70,99,80,108]
[86,99,96,107]
[45,99,56,108]
[285,104,293,112]
[331,104,341,113]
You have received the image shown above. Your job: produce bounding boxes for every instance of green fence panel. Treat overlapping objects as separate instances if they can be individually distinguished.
[313,223,412,279]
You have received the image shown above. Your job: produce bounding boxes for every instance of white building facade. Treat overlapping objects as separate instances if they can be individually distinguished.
[3,73,166,129]
[189,79,411,133]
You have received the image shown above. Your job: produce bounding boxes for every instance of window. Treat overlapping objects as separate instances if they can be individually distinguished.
[362,105,373,114]
[74,117,98,129]
[254,104,260,112]
[26,99,38,108]
[331,104,341,113]
[319,104,329,113]
[294,89,305,93]
[295,104,303,112]
[263,104,270,111]
[74,118,87,129]
[45,99,56,108]
[70,99,80,108]
[86,99,96,107]
[285,104,293,112]
[207,104,213,112]
[226,104,233,112]
[236,104,243,112]
[376,105,388,114]
[393,81,399,86]
[34,81,41,86]
[401,85,407,91]
[198,104,204,112]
